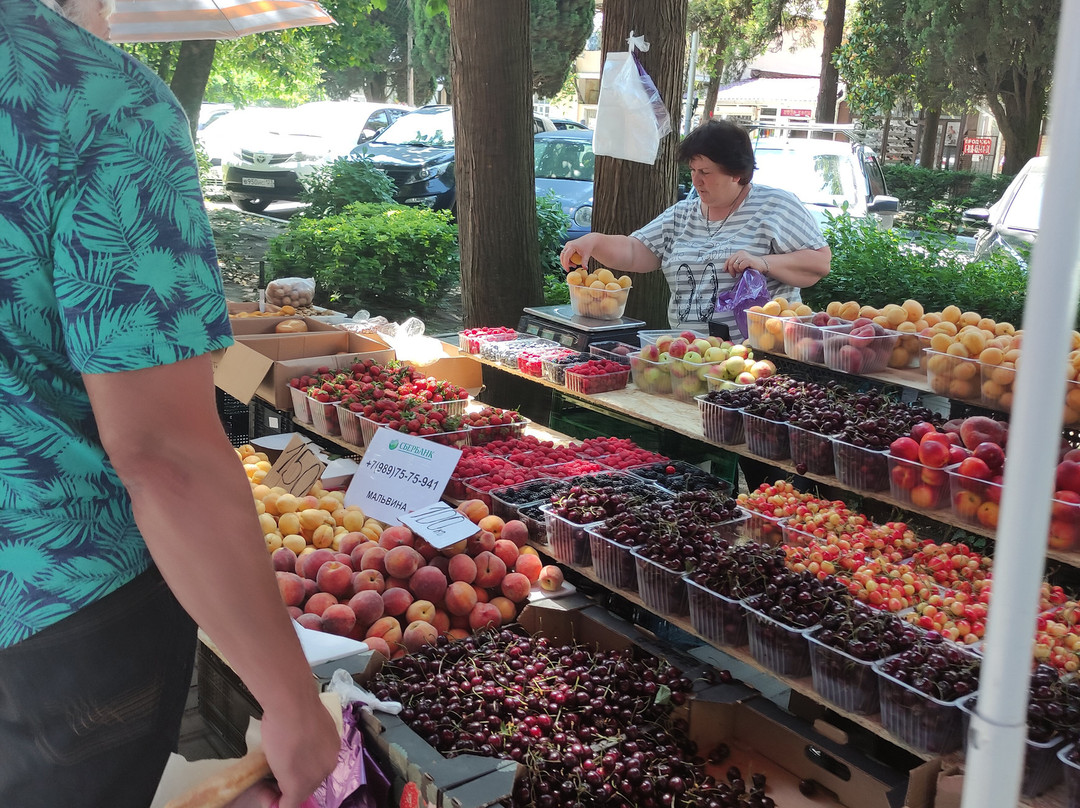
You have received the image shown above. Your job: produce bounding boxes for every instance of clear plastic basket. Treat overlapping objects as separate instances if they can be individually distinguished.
[540,503,598,566]
[686,577,747,647]
[696,395,745,445]
[806,629,884,715]
[588,528,638,591]
[874,660,969,754]
[744,597,814,677]
[632,549,689,618]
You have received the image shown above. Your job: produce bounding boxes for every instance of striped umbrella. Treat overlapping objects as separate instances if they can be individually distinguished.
[108,0,336,42]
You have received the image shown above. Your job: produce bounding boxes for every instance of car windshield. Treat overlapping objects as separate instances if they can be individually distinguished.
[534,139,594,180]
[376,111,454,148]
[752,148,861,208]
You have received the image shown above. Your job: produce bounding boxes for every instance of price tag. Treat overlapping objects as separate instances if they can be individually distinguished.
[401,501,478,550]
[261,434,326,496]
[345,428,461,522]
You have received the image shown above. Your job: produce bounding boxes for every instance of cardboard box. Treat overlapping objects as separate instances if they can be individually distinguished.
[399,340,484,397]
[212,331,393,409]
[228,315,346,337]
[227,301,282,316]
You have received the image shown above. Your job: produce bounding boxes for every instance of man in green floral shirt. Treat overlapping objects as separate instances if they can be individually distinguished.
[0,1,339,805]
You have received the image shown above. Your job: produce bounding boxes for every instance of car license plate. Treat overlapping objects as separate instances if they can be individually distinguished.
[242,177,275,188]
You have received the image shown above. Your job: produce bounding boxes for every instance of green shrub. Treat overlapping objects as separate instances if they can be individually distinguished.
[298,156,397,218]
[537,191,571,304]
[267,202,458,313]
[804,212,1030,325]
[882,164,1014,233]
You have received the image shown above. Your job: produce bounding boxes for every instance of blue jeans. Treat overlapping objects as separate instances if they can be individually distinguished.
[0,566,196,808]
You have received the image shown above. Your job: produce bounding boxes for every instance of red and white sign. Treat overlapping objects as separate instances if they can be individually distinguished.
[780,108,812,118]
[962,137,994,156]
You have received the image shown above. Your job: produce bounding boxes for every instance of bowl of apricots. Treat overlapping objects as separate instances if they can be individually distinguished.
[566,266,633,320]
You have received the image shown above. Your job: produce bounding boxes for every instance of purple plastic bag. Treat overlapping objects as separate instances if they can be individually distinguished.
[310,704,391,808]
[713,268,771,342]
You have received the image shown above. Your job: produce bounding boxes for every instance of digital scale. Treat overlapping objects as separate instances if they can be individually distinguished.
[519,305,646,351]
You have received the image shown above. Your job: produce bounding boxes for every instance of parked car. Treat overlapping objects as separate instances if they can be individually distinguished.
[549,118,590,131]
[534,129,594,243]
[223,100,412,212]
[357,105,557,213]
[963,155,1045,264]
[198,106,289,188]
[198,102,233,132]
[749,133,900,229]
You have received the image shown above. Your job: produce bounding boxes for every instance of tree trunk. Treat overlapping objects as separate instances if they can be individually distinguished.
[169,40,216,142]
[814,0,844,125]
[986,74,1048,175]
[593,0,689,329]
[703,68,722,120]
[449,0,543,329]
[919,106,940,169]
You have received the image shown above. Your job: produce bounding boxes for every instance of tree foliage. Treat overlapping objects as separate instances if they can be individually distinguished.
[530,0,595,98]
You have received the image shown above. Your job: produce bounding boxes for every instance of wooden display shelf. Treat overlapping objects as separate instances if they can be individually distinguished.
[469,356,1080,569]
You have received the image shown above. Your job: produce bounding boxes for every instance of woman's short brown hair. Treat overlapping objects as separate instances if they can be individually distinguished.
[678,119,756,185]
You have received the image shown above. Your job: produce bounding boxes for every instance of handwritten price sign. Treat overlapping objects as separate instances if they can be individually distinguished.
[345,428,460,522]
[401,502,478,549]
[261,434,326,496]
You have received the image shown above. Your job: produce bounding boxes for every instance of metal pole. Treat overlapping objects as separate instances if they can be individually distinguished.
[683,29,699,135]
[960,2,1080,806]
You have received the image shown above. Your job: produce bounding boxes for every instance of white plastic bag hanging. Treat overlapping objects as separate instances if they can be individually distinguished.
[593,32,673,165]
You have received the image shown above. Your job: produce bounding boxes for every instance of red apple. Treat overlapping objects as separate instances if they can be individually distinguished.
[890,437,920,462]
[972,442,1006,472]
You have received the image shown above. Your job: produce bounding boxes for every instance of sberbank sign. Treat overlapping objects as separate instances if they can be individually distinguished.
[389,439,434,460]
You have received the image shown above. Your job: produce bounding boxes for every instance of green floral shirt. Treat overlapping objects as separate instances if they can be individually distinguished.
[0,0,234,647]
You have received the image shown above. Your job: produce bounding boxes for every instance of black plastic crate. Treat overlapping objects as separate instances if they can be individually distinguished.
[216,389,252,447]
[197,640,262,757]
[252,400,294,439]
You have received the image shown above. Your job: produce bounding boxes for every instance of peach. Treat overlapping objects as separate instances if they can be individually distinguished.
[365,616,403,647]
[489,595,517,624]
[500,520,530,548]
[382,587,414,617]
[360,546,389,575]
[321,603,357,636]
[351,569,385,594]
[405,599,437,624]
[276,571,306,608]
[472,584,490,603]
[272,546,298,573]
[300,548,336,579]
[378,525,415,549]
[444,581,479,616]
[333,552,354,569]
[337,531,368,557]
[415,540,439,561]
[514,553,543,583]
[347,589,385,627]
[402,620,438,653]
[296,613,323,632]
[386,576,410,591]
[538,565,564,592]
[316,561,353,598]
[500,572,531,603]
[447,628,470,641]
[364,636,391,658]
[304,591,338,616]
[286,605,303,621]
[449,613,470,631]
[430,609,451,635]
[518,545,538,557]
[456,498,489,523]
[448,554,478,584]
[477,515,505,537]
[384,545,424,579]
[439,538,469,557]
[349,541,379,569]
[409,566,449,603]
[468,602,502,631]
[493,539,520,569]
[467,530,496,555]
[302,577,318,601]
[473,551,507,589]
[427,555,451,576]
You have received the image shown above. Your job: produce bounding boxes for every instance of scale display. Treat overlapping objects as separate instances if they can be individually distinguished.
[520,305,645,352]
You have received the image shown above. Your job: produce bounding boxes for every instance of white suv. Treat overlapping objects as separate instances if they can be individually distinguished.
[223,100,412,212]
[750,130,900,228]
[963,155,1045,264]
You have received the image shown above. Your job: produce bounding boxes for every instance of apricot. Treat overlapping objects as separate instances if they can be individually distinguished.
[311,524,335,550]
[826,301,842,317]
[276,494,300,514]
[258,513,279,536]
[265,533,283,552]
[858,305,879,319]
[277,512,301,536]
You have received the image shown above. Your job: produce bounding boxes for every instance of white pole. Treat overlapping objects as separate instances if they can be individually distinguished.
[683,29,700,135]
[960,2,1080,807]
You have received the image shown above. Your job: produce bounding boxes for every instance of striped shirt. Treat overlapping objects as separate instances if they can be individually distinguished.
[631,184,827,338]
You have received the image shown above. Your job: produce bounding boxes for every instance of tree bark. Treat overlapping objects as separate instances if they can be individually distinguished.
[169,40,216,142]
[703,68,722,120]
[986,74,1048,175]
[919,106,940,169]
[814,0,844,125]
[449,0,543,329]
[593,0,689,329]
